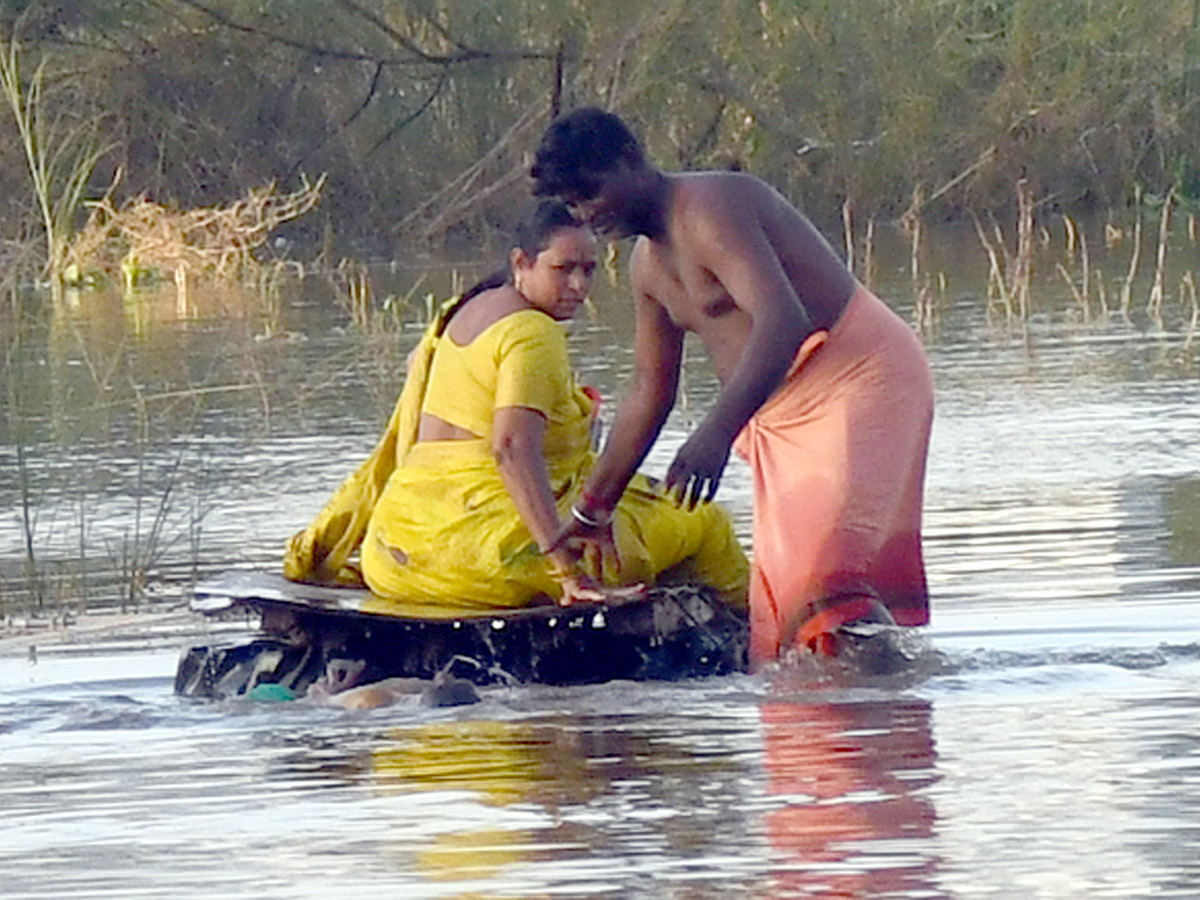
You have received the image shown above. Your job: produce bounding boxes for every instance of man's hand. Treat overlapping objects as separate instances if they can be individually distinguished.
[665,423,733,509]
[546,522,643,606]
[547,515,622,581]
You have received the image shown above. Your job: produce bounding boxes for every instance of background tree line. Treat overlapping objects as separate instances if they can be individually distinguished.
[2,0,1199,263]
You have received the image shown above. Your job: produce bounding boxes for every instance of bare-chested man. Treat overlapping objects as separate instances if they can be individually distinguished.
[533,108,934,665]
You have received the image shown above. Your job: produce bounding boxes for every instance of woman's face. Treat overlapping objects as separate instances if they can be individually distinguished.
[512,226,598,321]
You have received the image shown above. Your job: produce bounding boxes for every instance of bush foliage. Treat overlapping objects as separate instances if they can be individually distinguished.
[2,0,1199,257]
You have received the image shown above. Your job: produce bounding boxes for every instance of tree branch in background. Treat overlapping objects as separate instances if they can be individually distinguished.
[173,0,555,67]
[394,105,548,240]
[283,59,387,182]
[171,0,385,64]
[332,0,556,64]
[366,69,447,158]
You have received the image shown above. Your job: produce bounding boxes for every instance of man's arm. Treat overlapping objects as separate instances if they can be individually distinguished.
[580,280,685,513]
[546,267,682,572]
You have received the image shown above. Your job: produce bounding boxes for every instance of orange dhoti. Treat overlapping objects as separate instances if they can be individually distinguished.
[734,284,934,665]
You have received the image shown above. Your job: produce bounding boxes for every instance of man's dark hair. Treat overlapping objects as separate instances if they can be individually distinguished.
[531,107,645,200]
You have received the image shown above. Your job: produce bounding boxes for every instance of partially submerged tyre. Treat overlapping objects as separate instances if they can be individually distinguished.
[175,573,749,701]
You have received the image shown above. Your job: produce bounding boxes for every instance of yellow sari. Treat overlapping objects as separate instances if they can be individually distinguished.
[284,302,747,617]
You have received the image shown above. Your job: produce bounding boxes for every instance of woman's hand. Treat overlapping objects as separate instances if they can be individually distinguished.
[556,570,646,606]
[546,531,642,606]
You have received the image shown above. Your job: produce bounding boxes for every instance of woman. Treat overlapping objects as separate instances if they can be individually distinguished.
[284,201,747,616]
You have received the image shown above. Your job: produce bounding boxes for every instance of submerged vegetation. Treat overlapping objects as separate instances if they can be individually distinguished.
[0,29,110,305]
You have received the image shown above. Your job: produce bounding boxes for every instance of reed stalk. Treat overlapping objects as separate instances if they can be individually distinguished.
[1182,271,1198,354]
[601,240,620,287]
[1120,185,1143,318]
[902,186,934,329]
[1148,187,1175,323]
[1080,226,1092,318]
[4,298,45,613]
[334,257,373,330]
[0,34,111,305]
[15,441,44,612]
[1095,270,1109,319]
[76,490,89,614]
[1058,213,1091,320]
[1011,178,1034,319]
[862,214,877,292]
[1056,262,1088,317]
[378,274,431,332]
[1063,214,1078,258]
[257,260,303,338]
[105,386,196,610]
[914,281,934,332]
[842,198,855,275]
[971,211,1013,321]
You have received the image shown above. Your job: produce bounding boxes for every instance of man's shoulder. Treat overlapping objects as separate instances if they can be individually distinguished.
[675,170,768,201]
[671,171,773,231]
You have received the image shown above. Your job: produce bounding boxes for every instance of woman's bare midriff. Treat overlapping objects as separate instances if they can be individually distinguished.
[417,412,479,443]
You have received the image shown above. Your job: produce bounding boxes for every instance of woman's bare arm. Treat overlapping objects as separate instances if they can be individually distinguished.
[493,405,637,602]
[492,406,570,563]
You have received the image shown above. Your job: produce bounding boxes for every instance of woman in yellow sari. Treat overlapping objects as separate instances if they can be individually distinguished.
[284,201,747,616]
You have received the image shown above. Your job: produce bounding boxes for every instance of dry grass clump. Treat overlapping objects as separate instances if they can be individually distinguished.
[66,175,325,300]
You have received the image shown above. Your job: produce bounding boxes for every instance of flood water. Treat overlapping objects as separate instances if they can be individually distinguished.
[3,223,1200,898]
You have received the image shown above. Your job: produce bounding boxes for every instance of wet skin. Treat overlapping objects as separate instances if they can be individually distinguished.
[562,165,856,513]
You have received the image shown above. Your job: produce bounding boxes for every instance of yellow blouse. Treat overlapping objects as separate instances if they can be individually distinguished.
[422,308,589,441]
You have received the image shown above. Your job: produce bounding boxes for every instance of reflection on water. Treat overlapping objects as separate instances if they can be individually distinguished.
[366,719,633,889]
[4,223,1200,896]
[6,644,1200,898]
[1165,477,1200,567]
[758,694,942,898]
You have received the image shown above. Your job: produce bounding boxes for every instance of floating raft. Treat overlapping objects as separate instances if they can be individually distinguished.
[174,572,749,700]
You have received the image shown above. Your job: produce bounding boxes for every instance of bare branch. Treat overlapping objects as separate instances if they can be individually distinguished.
[172,0,385,64]
[366,70,447,158]
[173,0,556,68]
[329,0,449,64]
[333,0,553,63]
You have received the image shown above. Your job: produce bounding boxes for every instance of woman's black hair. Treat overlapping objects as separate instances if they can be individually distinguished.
[457,200,581,305]
[530,107,645,201]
